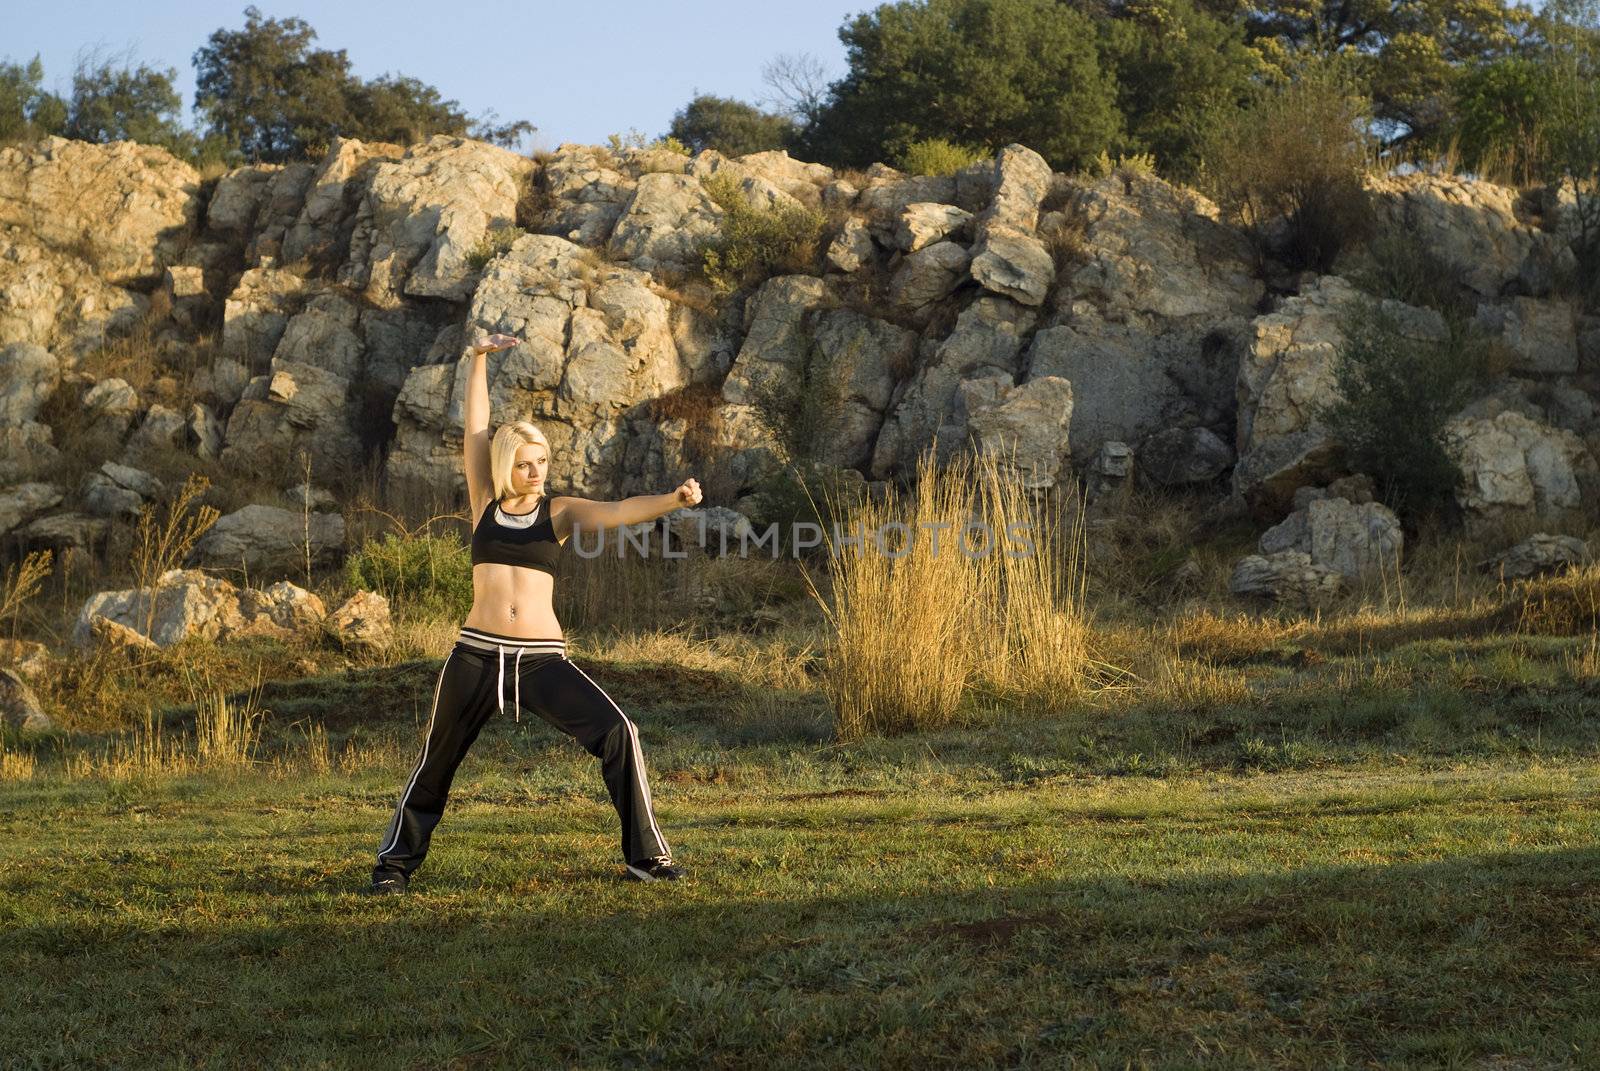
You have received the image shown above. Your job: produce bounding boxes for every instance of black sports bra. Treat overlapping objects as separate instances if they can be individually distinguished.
[470,497,562,574]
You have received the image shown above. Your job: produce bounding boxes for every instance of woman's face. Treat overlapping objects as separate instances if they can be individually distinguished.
[510,442,548,497]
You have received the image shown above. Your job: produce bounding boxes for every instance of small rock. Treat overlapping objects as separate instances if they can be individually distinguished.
[87,614,161,654]
[0,667,53,732]
[0,638,51,682]
[326,590,391,651]
[1230,551,1345,609]
[0,482,64,536]
[1479,533,1591,579]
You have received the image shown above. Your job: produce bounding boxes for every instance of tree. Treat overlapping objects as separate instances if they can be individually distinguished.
[1236,0,1540,152]
[759,52,830,125]
[193,7,348,160]
[0,55,67,144]
[63,49,189,150]
[796,0,1122,172]
[668,94,796,156]
[1095,0,1266,180]
[1540,0,1600,291]
[193,6,528,161]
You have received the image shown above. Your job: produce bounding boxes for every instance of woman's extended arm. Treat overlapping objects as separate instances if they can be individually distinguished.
[462,333,517,518]
[554,479,703,538]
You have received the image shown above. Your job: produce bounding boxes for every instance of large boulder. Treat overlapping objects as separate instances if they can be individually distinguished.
[1230,551,1346,609]
[1139,426,1235,486]
[1258,495,1404,580]
[871,295,1038,479]
[1233,275,1447,517]
[1361,172,1575,299]
[540,143,638,247]
[888,241,972,314]
[0,481,63,536]
[72,568,326,649]
[0,136,199,285]
[222,358,362,473]
[191,504,346,576]
[967,144,1055,306]
[964,375,1075,489]
[1474,296,1579,375]
[1443,409,1600,528]
[1023,169,1260,463]
[341,135,534,305]
[1480,533,1590,580]
[280,137,404,268]
[607,172,724,268]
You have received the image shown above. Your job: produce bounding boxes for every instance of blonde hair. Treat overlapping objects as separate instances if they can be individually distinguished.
[489,421,551,501]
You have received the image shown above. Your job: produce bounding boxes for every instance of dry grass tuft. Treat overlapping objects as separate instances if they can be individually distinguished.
[808,447,1102,739]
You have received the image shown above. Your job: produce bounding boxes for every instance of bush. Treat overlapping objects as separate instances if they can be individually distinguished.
[697,173,826,292]
[1348,228,1476,321]
[1195,54,1377,272]
[344,530,473,617]
[1317,293,1497,520]
[605,128,689,155]
[898,137,989,176]
[668,94,797,156]
[1089,148,1157,179]
[466,225,526,270]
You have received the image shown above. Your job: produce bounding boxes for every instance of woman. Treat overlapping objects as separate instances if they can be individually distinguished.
[365,331,699,893]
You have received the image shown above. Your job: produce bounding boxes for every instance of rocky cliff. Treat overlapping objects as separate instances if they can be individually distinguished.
[2,132,1597,572]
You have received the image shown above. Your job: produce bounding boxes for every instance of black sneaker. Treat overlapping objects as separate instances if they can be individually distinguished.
[364,872,408,896]
[624,857,685,882]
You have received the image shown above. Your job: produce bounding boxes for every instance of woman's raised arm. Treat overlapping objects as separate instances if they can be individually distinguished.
[462,333,517,519]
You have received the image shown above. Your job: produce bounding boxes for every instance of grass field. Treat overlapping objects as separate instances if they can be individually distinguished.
[4,622,1600,1070]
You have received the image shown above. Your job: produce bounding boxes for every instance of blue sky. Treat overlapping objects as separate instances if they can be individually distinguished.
[9,1,874,149]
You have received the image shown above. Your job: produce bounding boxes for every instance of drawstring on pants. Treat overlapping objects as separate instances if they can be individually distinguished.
[496,644,525,722]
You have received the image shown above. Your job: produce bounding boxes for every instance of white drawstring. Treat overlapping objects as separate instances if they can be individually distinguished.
[514,648,523,721]
[496,643,525,722]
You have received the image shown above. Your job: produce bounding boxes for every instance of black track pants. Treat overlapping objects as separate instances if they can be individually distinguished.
[372,635,672,880]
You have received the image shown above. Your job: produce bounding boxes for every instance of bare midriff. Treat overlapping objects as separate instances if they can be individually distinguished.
[462,563,564,638]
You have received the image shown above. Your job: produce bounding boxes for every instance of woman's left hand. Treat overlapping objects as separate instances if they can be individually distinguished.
[673,478,702,507]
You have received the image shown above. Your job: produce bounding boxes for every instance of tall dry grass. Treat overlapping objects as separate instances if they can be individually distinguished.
[806,448,1101,740]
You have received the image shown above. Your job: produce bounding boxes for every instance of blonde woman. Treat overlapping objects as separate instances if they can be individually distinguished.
[366,331,700,893]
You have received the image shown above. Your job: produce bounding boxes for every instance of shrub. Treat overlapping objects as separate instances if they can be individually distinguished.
[1195,54,1377,272]
[344,530,473,617]
[897,137,989,176]
[605,128,690,155]
[1317,293,1497,520]
[1089,148,1157,179]
[668,94,796,156]
[466,225,526,270]
[1348,227,1477,321]
[697,173,826,292]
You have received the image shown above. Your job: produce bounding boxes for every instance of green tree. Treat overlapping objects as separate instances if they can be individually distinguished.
[668,94,796,156]
[0,55,67,144]
[1539,0,1600,295]
[1236,0,1538,152]
[1195,52,1377,272]
[1096,0,1266,180]
[194,6,526,161]
[1448,55,1557,185]
[193,7,351,160]
[797,0,1122,172]
[63,51,190,151]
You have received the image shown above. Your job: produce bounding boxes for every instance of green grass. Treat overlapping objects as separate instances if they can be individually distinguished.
[4,634,1600,1068]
